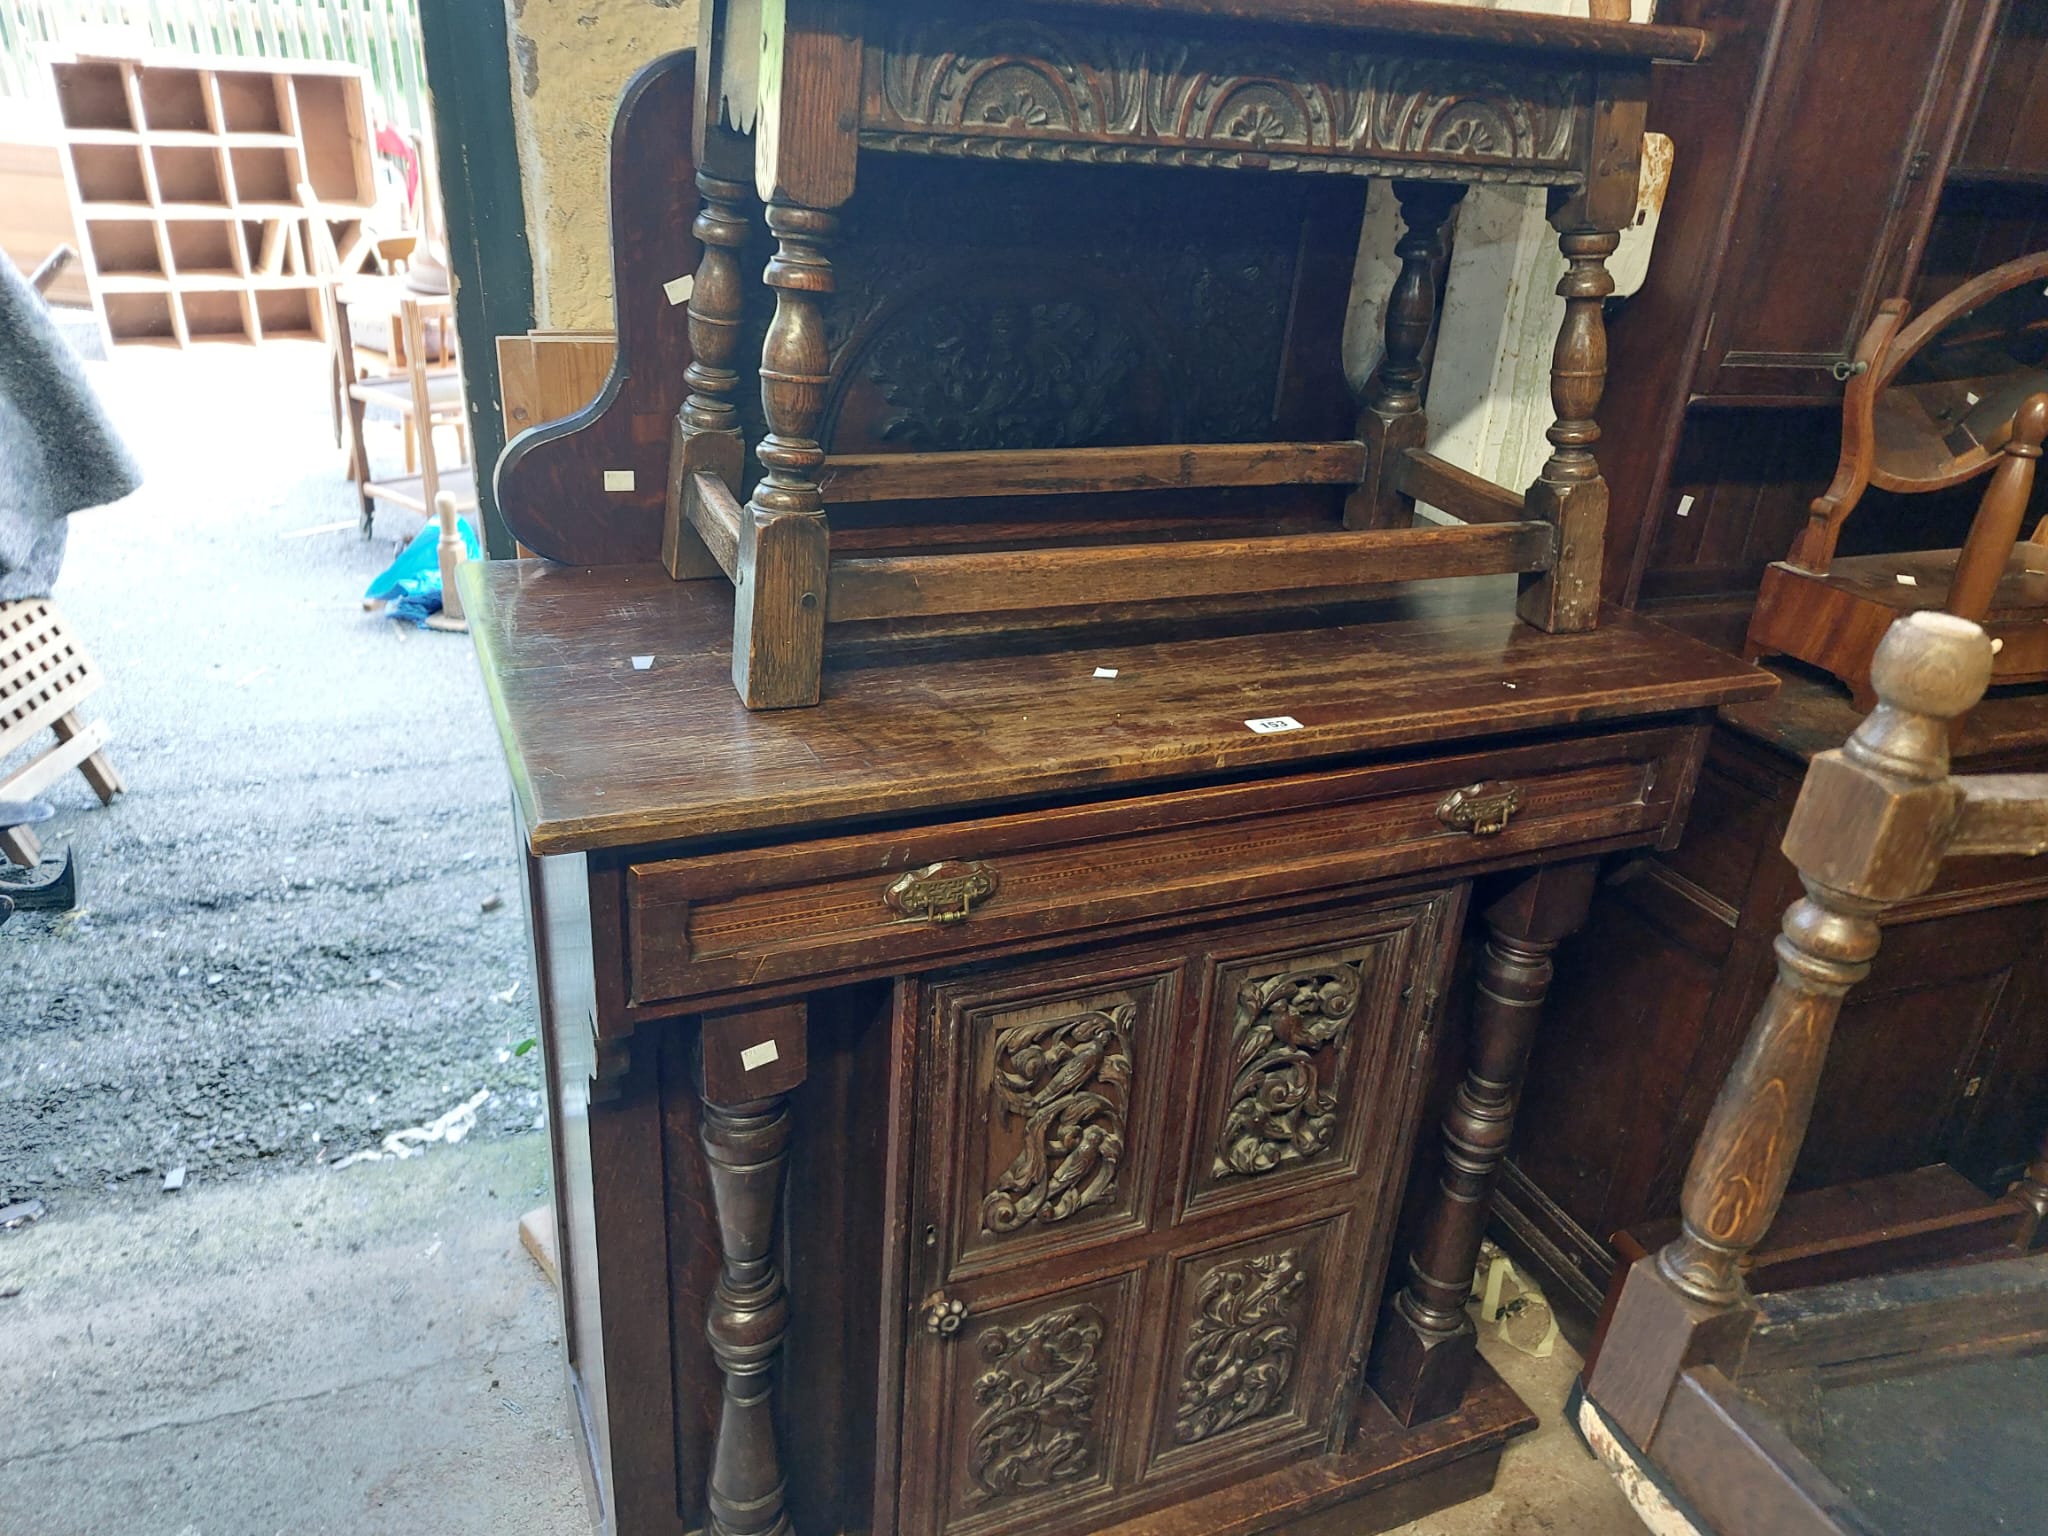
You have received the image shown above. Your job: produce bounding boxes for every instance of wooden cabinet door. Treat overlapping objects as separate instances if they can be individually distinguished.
[1691,0,1998,404]
[895,892,1461,1536]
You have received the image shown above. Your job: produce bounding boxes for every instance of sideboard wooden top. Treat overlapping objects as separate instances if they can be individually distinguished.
[463,560,1773,856]
[1017,0,1713,62]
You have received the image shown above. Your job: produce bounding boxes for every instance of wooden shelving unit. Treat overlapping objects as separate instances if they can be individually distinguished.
[48,52,376,346]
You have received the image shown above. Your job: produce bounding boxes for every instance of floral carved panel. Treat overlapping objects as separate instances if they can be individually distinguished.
[1214,960,1366,1179]
[969,1302,1109,1500]
[981,1003,1135,1234]
[1173,1247,1310,1445]
[862,15,1589,184]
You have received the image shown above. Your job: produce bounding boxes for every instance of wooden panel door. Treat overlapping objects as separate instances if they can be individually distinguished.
[895,891,1463,1536]
[1692,0,1998,404]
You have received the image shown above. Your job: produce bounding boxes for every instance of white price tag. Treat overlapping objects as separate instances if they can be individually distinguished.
[1896,573,1919,587]
[1675,494,1694,518]
[1093,667,1118,679]
[1245,716,1303,734]
[603,469,636,493]
[631,655,654,671]
[740,1040,781,1072]
[664,273,695,306]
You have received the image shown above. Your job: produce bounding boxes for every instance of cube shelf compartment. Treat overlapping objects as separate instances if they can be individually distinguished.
[51,51,376,346]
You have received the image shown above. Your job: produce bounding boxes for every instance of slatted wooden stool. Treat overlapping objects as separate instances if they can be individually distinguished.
[0,600,122,868]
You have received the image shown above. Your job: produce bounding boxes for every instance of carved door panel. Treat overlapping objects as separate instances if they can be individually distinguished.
[897,890,1462,1536]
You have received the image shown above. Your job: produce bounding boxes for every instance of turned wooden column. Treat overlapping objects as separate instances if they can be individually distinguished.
[732,199,836,709]
[1659,616,1990,1306]
[1517,222,1619,633]
[1348,181,1466,530]
[1367,860,1597,1426]
[2014,1127,2048,1252]
[666,169,753,580]
[698,1003,808,1536]
[1950,394,2047,621]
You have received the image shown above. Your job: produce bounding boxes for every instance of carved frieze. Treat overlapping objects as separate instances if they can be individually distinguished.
[970,1304,1107,1498]
[863,16,1588,183]
[1214,962,1364,1178]
[1174,1249,1309,1444]
[982,1004,1135,1233]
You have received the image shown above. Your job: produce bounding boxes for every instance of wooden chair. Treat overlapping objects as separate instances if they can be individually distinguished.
[0,599,122,869]
[1583,609,2048,1535]
[1745,251,2048,707]
[305,188,470,537]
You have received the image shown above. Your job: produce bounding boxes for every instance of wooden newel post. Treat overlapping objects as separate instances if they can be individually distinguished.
[1348,181,1465,531]
[698,1003,808,1536]
[1367,860,1597,1425]
[1658,613,1993,1305]
[1517,221,1618,633]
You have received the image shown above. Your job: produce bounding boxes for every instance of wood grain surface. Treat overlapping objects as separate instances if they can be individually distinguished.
[460,561,1772,855]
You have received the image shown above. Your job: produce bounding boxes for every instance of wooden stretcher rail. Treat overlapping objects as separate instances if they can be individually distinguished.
[825,520,1556,623]
[1394,448,1529,526]
[686,470,743,582]
[817,440,1369,504]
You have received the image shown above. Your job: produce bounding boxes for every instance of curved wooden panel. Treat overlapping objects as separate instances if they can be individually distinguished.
[494,50,697,566]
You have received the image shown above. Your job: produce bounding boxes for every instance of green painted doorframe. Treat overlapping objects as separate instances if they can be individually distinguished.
[416,0,534,558]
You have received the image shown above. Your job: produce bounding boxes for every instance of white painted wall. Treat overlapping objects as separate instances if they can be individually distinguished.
[1344,0,1669,510]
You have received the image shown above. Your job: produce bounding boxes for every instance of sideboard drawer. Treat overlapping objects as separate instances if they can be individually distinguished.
[626,724,1701,1006]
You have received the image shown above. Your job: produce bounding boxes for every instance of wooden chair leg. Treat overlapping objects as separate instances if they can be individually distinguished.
[733,200,835,710]
[1518,222,1620,634]
[0,823,40,870]
[53,712,121,802]
[1347,182,1465,531]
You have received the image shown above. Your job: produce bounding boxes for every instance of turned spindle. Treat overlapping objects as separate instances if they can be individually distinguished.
[1951,393,2048,619]
[1518,224,1619,633]
[732,200,835,709]
[1348,181,1466,531]
[666,170,753,580]
[1659,613,1993,1305]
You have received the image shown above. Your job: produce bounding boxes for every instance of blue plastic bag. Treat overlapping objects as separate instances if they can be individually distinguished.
[364,516,479,625]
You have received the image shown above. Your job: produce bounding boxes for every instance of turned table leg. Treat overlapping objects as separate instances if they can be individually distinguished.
[733,200,835,709]
[667,169,753,580]
[1348,181,1466,531]
[2015,1126,2048,1252]
[1368,860,1597,1426]
[698,1003,808,1536]
[1518,218,1619,633]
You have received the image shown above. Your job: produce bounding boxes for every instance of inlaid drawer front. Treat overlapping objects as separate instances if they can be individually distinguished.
[626,725,1698,1006]
[933,964,1180,1279]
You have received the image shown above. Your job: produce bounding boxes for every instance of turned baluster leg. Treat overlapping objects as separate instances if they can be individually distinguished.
[698,1003,807,1536]
[1348,181,1466,531]
[732,201,834,709]
[1367,860,1597,1426]
[1659,618,1993,1303]
[666,170,753,580]
[1517,223,1619,633]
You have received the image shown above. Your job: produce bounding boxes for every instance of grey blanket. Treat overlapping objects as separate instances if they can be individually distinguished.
[0,259,141,600]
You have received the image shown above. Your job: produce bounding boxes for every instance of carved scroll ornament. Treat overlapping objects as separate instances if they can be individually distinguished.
[1175,1249,1308,1444]
[982,1004,1134,1233]
[970,1304,1107,1499]
[864,17,1587,183]
[1215,962,1364,1178]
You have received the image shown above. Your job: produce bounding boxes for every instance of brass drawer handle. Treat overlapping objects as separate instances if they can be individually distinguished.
[1437,781,1521,836]
[884,860,1000,924]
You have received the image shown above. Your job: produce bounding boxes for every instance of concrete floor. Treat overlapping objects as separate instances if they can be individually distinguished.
[0,343,1641,1534]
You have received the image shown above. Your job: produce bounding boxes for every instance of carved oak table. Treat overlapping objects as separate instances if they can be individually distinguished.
[464,561,1769,1536]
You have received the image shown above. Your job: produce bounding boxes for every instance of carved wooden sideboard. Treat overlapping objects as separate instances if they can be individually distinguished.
[469,16,1778,1536]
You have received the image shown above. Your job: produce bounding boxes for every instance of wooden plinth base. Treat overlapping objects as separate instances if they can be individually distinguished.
[1095,1357,1537,1536]
[1747,548,2048,708]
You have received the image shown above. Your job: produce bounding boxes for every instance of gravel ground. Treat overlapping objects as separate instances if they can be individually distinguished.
[2,338,541,1207]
